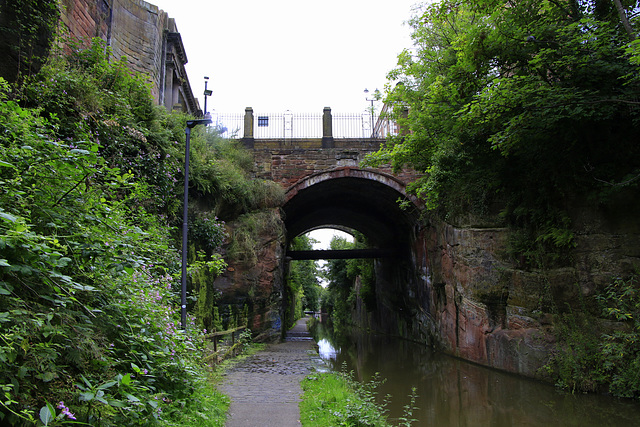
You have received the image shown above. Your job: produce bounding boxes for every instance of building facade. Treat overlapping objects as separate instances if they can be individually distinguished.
[59,0,200,115]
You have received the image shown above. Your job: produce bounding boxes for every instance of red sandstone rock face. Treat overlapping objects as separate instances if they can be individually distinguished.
[418,221,557,378]
[214,209,285,335]
[416,209,639,379]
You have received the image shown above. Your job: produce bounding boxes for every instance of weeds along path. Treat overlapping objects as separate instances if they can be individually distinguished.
[219,317,316,426]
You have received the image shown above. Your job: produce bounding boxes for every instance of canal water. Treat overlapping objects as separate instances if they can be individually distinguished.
[309,320,640,427]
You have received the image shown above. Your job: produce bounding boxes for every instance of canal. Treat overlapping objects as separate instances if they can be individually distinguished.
[309,319,640,426]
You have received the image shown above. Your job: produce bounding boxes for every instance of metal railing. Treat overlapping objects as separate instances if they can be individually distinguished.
[373,103,401,139]
[211,110,382,139]
[209,112,244,139]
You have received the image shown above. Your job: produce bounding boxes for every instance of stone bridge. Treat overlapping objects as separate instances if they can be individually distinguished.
[224,106,552,382]
[231,106,544,379]
[238,106,421,259]
[219,106,639,383]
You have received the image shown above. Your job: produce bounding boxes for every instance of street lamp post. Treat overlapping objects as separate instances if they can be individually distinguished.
[180,116,212,330]
[203,76,212,116]
[364,88,380,138]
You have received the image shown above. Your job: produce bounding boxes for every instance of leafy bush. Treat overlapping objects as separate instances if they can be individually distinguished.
[226,210,284,267]
[544,275,640,398]
[596,276,640,398]
[366,0,640,263]
[0,74,216,423]
[189,133,284,219]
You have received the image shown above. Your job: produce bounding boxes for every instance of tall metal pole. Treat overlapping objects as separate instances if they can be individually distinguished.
[180,126,191,330]
[364,88,379,138]
[369,99,375,137]
[203,76,212,117]
[180,118,211,331]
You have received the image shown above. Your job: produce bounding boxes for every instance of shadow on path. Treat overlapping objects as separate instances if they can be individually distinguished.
[219,317,315,427]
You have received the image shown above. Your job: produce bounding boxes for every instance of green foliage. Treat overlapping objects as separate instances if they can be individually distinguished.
[322,233,377,333]
[367,0,640,264]
[0,35,263,424]
[290,235,322,311]
[545,275,640,398]
[0,75,210,423]
[346,234,376,312]
[285,235,322,328]
[543,307,607,394]
[0,0,60,81]
[21,38,185,217]
[159,378,229,427]
[237,328,253,353]
[596,276,640,398]
[189,212,227,253]
[189,133,284,219]
[226,210,284,267]
[300,370,390,427]
[322,237,357,333]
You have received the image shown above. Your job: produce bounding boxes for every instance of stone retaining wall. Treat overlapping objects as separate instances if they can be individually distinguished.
[59,0,199,114]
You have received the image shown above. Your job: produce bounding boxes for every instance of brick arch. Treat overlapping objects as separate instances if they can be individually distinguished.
[284,167,419,205]
[282,167,421,247]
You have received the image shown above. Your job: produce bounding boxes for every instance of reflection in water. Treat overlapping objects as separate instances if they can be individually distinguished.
[310,321,640,427]
[317,338,340,360]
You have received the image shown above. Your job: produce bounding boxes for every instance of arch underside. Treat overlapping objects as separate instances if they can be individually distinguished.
[283,169,419,250]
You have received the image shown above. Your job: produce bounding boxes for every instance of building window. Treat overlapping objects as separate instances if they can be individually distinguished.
[258,116,269,127]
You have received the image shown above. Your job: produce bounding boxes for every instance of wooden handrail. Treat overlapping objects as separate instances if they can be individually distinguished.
[204,326,248,352]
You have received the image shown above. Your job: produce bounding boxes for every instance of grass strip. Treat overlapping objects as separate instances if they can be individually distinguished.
[299,371,390,427]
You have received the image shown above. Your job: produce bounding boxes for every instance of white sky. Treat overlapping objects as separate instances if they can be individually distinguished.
[307,228,353,250]
[148,0,424,249]
[149,0,424,115]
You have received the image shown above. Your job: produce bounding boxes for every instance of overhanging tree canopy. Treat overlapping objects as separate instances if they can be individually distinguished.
[369,0,639,239]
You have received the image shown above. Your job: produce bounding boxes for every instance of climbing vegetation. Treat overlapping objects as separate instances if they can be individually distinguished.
[0,0,60,82]
[0,32,270,424]
[544,275,640,398]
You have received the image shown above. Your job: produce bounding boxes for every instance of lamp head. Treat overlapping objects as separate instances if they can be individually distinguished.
[186,116,212,128]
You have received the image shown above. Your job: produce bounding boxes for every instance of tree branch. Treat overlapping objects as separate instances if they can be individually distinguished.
[612,0,636,41]
[594,173,640,187]
[52,172,93,208]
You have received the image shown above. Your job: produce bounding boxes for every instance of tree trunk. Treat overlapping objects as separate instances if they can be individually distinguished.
[612,0,636,40]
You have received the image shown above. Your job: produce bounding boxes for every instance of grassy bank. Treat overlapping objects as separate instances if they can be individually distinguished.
[300,371,393,427]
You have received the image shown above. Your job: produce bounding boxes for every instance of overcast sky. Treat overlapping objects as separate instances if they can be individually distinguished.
[149,0,423,115]
[148,0,424,248]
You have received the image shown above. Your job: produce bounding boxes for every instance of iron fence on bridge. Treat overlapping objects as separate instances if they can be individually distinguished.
[210,110,397,139]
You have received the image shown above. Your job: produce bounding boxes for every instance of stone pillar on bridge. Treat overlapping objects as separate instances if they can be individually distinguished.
[322,107,334,148]
[242,107,254,148]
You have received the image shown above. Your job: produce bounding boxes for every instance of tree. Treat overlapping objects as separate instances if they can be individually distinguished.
[289,235,322,312]
[368,0,640,264]
[284,235,322,328]
[323,236,356,332]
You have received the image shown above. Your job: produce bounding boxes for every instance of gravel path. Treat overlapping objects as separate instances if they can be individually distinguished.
[219,317,316,427]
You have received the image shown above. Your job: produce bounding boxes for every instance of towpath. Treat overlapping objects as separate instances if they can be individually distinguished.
[219,317,316,426]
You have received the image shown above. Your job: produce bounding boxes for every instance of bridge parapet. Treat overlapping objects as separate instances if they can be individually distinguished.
[214,106,398,140]
[221,107,417,191]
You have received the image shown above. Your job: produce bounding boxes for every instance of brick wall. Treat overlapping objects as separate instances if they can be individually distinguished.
[59,0,111,42]
[59,0,199,114]
[250,138,419,188]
